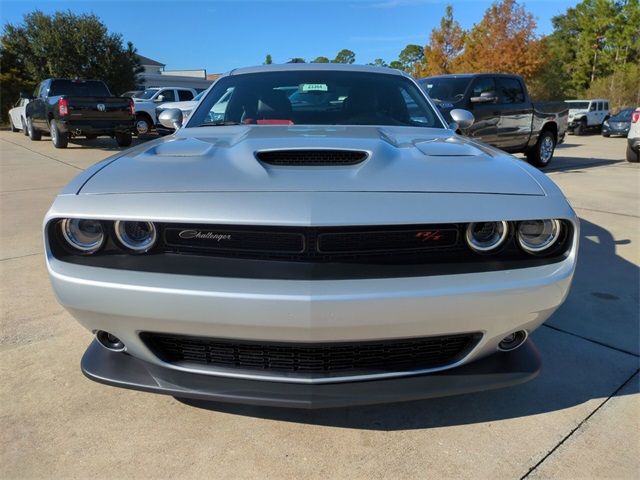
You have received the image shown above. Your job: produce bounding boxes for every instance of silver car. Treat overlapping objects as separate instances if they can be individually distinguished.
[44,64,578,408]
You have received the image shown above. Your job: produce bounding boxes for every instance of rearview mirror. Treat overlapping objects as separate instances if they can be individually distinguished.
[470,92,497,103]
[449,109,475,130]
[158,108,183,130]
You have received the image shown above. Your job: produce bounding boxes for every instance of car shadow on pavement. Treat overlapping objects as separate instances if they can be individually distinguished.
[177,219,639,430]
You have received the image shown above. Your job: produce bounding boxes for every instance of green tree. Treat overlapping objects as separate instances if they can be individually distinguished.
[397,44,424,74]
[388,60,404,70]
[368,58,388,67]
[333,49,356,64]
[287,57,306,63]
[1,10,141,119]
[264,54,273,65]
[312,56,330,63]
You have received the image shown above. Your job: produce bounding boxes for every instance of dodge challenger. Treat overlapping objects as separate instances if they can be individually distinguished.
[44,64,578,408]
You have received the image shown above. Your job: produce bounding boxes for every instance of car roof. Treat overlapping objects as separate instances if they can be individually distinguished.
[228,63,409,77]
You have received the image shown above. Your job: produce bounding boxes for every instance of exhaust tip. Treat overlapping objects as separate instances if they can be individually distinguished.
[498,330,528,352]
[96,331,125,352]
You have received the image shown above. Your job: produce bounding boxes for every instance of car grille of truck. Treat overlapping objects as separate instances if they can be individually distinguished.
[140,332,481,378]
[256,149,368,166]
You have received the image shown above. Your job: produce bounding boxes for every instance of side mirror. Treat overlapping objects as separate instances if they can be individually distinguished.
[158,108,183,130]
[470,92,497,103]
[449,109,475,130]
[155,95,165,102]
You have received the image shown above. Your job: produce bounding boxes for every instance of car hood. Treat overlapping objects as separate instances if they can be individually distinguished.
[79,125,545,196]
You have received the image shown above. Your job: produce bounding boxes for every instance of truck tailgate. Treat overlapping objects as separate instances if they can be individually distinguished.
[65,96,132,121]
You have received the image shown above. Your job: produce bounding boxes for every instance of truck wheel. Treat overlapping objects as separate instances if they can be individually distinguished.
[575,119,586,136]
[527,130,556,168]
[135,114,151,135]
[115,132,132,147]
[27,117,42,141]
[627,144,639,163]
[9,117,18,132]
[50,120,69,148]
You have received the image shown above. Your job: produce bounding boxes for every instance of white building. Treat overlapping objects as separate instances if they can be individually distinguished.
[136,54,216,91]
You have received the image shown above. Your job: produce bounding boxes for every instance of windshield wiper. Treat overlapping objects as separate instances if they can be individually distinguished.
[197,121,243,127]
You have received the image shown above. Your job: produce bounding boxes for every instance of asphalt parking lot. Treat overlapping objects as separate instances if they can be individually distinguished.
[1,131,638,479]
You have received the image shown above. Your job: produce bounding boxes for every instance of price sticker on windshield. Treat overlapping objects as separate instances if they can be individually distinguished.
[300,83,328,93]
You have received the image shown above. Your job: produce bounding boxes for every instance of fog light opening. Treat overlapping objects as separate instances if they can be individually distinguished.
[498,330,528,352]
[96,331,125,352]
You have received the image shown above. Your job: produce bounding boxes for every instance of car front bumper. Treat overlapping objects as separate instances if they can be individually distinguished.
[82,338,541,408]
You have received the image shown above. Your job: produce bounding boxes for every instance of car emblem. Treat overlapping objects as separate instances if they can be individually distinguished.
[178,230,232,241]
[97,103,106,112]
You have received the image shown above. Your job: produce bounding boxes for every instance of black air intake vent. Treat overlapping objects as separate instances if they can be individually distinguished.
[256,149,368,166]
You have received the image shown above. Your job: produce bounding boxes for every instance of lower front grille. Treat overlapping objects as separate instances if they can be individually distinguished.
[141,332,481,379]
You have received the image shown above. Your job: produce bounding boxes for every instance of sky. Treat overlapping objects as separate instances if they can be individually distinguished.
[1,0,579,74]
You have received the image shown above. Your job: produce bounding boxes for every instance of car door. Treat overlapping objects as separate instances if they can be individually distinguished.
[177,89,194,102]
[32,81,49,129]
[465,76,499,145]
[157,88,176,104]
[494,77,533,150]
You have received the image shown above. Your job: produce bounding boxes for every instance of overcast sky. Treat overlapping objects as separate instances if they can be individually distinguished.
[2,0,579,74]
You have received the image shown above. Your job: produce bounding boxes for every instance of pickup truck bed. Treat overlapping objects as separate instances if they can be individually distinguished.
[418,73,568,167]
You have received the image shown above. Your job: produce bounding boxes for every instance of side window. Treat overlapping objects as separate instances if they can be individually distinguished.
[589,102,597,112]
[470,77,496,98]
[597,101,603,111]
[496,77,525,104]
[604,101,609,111]
[159,89,175,102]
[178,90,194,101]
[38,82,48,98]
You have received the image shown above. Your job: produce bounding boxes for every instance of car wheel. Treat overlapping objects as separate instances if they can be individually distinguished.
[27,117,42,141]
[602,132,610,137]
[135,114,151,136]
[85,134,98,140]
[575,119,586,136]
[50,119,69,148]
[527,130,556,168]
[22,117,28,136]
[9,117,18,132]
[627,144,639,163]
[115,132,132,147]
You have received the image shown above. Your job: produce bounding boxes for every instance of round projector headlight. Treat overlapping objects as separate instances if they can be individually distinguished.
[465,221,509,253]
[114,221,157,252]
[61,219,105,253]
[517,219,561,253]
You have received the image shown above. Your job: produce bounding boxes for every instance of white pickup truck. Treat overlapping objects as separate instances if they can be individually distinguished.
[132,87,198,134]
[566,99,609,135]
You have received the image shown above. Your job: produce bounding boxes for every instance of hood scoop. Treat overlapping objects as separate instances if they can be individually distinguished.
[256,149,368,166]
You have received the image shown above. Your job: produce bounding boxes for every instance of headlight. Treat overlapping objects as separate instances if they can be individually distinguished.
[60,219,105,253]
[517,219,562,254]
[465,221,509,253]
[114,221,157,252]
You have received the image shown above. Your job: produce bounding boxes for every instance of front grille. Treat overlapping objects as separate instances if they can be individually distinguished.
[141,332,481,378]
[256,149,368,166]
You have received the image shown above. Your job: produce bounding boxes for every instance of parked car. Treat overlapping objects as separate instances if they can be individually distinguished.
[8,97,29,133]
[602,107,635,137]
[419,73,568,167]
[154,91,205,136]
[131,87,198,134]
[24,78,135,148]
[44,64,578,408]
[627,108,640,163]
[565,99,609,135]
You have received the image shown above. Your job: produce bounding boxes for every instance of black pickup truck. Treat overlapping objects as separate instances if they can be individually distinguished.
[24,78,135,148]
[418,73,568,167]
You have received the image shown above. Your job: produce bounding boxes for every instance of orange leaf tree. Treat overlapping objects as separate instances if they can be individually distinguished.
[416,5,465,77]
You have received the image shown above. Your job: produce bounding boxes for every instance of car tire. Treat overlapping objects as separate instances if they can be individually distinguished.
[50,119,69,148]
[627,144,639,163]
[9,117,18,132]
[85,134,98,140]
[602,132,610,137]
[27,117,42,141]
[115,132,132,147]
[527,130,556,168]
[135,114,151,136]
[22,118,28,136]
[575,119,586,136]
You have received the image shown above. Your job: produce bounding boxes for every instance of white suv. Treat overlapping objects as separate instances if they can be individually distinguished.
[132,87,198,134]
[566,99,609,135]
[627,108,640,163]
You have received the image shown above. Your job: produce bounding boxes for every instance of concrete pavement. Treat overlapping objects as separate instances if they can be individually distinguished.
[1,131,638,479]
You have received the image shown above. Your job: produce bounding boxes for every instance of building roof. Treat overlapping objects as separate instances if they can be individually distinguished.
[206,73,222,81]
[136,54,165,67]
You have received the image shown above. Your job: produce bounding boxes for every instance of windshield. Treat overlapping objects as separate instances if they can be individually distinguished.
[566,101,589,110]
[188,71,442,128]
[419,77,471,102]
[49,80,111,97]
[137,89,161,100]
[611,108,634,120]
